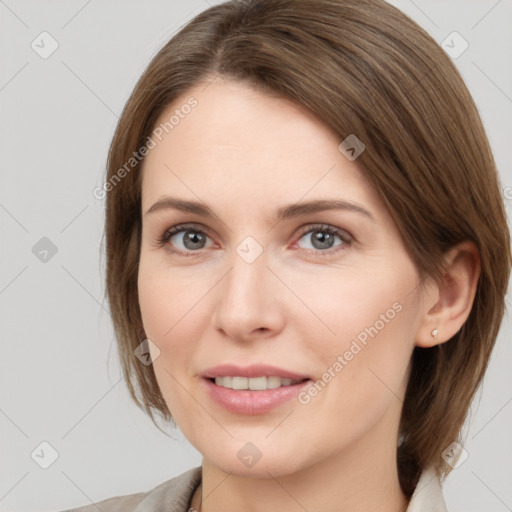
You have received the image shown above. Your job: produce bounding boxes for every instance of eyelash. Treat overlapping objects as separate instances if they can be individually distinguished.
[154,223,353,257]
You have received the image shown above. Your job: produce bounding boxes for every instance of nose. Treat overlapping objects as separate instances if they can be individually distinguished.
[212,247,285,342]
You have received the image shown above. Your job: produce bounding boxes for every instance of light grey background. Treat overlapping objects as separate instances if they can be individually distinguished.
[0,1,510,511]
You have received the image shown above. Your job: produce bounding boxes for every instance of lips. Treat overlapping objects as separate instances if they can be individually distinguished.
[200,364,312,415]
[201,363,310,381]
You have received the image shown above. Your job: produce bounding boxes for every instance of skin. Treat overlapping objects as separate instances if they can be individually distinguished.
[137,77,480,512]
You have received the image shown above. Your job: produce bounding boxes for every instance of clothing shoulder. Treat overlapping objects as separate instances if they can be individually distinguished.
[406,466,448,512]
[57,491,146,512]
[57,466,202,512]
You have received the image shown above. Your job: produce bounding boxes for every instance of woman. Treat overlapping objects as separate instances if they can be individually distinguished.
[62,0,510,510]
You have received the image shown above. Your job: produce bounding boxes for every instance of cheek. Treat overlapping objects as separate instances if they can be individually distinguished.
[137,262,211,402]
[138,266,200,425]
[138,260,204,347]
[288,262,413,353]
[138,272,171,342]
[291,262,418,416]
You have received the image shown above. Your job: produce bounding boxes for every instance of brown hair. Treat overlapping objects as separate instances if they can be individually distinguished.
[103,0,511,496]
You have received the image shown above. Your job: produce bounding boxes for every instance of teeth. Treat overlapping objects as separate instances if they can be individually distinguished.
[213,376,302,390]
[232,376,248,389]
[267,376,282,389]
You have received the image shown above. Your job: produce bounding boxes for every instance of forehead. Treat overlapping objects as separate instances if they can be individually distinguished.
[140,78,380,218]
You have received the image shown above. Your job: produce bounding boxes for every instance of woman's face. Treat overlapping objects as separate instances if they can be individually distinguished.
[138,78,429,477]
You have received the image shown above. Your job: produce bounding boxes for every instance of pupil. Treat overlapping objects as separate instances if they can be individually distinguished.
[185,231,204,249]
[313,231,333,249]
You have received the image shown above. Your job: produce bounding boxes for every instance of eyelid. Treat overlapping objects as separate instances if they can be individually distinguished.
[155,222,216,250]
[168,222,216,238]
[294,223,353,243]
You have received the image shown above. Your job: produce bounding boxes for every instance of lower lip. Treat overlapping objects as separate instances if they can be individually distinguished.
[202,378,311,415]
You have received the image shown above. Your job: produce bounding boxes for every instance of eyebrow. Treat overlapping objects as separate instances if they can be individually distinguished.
[144,196,375,223]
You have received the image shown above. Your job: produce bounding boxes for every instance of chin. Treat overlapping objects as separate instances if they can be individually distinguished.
[196,435,316,479]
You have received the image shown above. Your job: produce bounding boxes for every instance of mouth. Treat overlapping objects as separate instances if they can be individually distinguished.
[201,368,312,415]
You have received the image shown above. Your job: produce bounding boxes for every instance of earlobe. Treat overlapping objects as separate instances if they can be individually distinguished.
[416,241,481,348]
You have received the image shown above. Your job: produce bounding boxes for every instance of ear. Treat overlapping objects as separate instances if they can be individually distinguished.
[416,241,481,348]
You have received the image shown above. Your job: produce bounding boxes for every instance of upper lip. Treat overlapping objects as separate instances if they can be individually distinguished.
[201,364,310,381]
